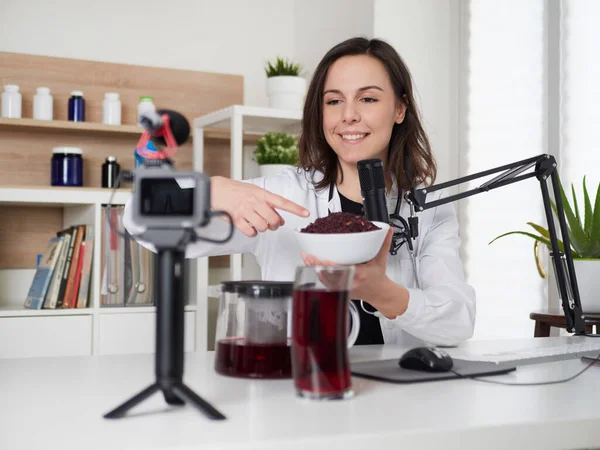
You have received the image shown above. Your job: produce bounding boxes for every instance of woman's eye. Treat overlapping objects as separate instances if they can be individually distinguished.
[362,97,378,103]
[326,99,342,105]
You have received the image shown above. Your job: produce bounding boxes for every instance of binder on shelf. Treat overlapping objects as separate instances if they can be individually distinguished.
[100,206,154,307]
[125,236,154,306]
[24,236,64,309]
[101,207,125,306]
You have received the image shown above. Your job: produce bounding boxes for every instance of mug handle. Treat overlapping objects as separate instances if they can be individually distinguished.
[347,300,361,348]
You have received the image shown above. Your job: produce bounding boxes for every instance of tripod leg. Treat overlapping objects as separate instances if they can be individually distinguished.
[171,383,226,420]
[163,389,185,405]
[104,383,160,419]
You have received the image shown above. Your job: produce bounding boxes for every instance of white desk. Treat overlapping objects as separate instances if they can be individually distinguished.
[2,336,600,450]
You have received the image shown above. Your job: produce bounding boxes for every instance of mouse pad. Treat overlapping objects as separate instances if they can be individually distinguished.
[351,358,516,383]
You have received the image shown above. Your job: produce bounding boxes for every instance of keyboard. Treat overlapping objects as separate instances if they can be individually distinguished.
[456,339,600,366]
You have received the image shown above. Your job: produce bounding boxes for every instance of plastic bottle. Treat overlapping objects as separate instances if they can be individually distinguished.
[137,96,156,126]
[1,84,22,119]
[68,90,85,122]
[51,147,83,186]
[33,87,53,120]
[102,92,122,125]
[102,156,121,188]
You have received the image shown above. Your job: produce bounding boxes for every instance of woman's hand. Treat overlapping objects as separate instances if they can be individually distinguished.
[211,176,310,237]
[302,227,409,318]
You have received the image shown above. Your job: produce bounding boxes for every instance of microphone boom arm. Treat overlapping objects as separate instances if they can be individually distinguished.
[405,153,586,335]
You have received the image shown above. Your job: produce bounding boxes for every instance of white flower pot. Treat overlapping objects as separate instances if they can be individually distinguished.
[259,164,292,178]
[548,258,600,313]
[266,76,306,110]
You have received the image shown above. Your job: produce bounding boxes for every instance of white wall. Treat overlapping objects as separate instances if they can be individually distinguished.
[0,0,373,108]
[293,0,374,80]
[373,0,460,185]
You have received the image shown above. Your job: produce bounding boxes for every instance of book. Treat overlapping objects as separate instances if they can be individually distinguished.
[43,231,71,309]
[76,225,94,308]
[62,225,85,308]
[55,226,77,308]
[24,236,64,309]
[70,241,86,309]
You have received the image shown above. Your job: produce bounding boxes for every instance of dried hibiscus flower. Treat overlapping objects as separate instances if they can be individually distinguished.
[300,212,380,234]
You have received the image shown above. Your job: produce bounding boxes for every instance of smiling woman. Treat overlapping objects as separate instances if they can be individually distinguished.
[124,37,476,347]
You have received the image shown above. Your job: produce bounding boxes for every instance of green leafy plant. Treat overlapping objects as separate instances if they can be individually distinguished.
[253,131,299,165]
[264,57,303,77]
[489,176,600,260]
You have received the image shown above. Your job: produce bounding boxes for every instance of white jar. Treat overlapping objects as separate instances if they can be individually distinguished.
[33,87,53,120]
[1,84,22,119]
[137,96,156,127]
[102,92,122,125]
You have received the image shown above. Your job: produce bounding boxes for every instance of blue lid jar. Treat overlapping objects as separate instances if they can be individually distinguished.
[51,147,83,187]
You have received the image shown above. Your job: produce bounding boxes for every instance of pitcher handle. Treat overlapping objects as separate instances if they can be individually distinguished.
[347,300,361,348]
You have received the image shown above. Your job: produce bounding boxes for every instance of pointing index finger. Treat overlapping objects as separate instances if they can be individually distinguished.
[265,192,310,218]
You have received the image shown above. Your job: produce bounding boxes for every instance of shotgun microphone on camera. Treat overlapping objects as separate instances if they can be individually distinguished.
[139,109,190,147]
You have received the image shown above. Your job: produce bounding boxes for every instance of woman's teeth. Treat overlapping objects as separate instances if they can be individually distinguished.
[341,134,366,140]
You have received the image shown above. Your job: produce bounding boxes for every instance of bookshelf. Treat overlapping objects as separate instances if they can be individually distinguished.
[0,51,243,359]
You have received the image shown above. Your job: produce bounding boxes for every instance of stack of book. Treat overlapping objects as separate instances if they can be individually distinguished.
[24,225,95,309]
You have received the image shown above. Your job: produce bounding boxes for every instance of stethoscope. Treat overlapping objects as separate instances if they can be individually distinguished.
[327,184,422,319]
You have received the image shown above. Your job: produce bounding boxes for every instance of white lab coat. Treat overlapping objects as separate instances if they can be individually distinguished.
[122,167,476,347]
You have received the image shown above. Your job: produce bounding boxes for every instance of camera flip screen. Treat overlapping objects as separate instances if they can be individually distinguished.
[140,177,195,216]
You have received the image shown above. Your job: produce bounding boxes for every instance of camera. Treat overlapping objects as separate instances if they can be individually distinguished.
[131,162,211,230]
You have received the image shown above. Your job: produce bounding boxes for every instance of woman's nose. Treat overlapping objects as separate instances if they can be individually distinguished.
[342,104,360,124]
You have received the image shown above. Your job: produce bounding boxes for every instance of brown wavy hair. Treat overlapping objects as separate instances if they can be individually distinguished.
[298,37,436,192]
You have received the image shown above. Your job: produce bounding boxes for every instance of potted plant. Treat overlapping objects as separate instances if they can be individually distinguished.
[265,57,306,110]
[253,131,299,178]
[489,176,600,311]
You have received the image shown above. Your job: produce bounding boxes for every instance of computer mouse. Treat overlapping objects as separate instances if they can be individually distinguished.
[398,347,454,372]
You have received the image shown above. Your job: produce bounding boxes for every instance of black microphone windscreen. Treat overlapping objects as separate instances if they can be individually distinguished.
[152,109,190,146]
[358,159,386,193]
[357,158,389,225]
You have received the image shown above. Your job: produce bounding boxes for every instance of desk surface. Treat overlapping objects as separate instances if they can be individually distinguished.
[2,336,600,450]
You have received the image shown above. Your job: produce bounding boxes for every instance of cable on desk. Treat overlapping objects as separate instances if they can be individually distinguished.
[450,353,600,386]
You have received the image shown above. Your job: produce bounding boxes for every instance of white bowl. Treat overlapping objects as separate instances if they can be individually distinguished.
[294,221,390,265]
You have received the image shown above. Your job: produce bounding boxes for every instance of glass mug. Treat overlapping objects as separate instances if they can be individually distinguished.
[291,265,360,400]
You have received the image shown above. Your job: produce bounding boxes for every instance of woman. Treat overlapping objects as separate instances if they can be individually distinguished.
[124,37,476,347]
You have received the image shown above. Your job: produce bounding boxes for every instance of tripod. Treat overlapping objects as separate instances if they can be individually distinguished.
[104,246,226,420]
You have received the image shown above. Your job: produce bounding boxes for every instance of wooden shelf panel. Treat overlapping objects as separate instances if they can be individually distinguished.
[0,117,261,142]
[0,204,64,269]
[0,117,142,134]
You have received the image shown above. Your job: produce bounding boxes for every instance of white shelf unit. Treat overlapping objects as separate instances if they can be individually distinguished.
[0,186,197,358]
[193,105,302,351]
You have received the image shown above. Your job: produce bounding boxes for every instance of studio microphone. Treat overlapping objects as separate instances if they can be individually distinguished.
[357,158,409,255]
[357,158,390,224]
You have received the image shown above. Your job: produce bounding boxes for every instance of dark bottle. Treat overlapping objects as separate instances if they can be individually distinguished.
[68,90,85,122]
[102,156,120,188]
